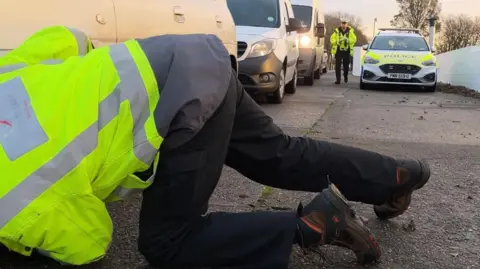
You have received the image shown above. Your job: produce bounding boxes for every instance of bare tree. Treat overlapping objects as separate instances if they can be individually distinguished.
[438,14,480,52]
[390,0,442,35]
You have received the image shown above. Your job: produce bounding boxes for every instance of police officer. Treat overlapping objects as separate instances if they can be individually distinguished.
[0,27,430,268]
[330,19,357,84]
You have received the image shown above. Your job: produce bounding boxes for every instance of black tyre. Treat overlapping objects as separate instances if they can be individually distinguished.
[268,68,286,104]
[424,83,436,92]
[314,68,320,79]
[285,67,297,94]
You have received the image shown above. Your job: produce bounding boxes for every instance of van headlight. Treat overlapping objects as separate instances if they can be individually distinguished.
[363,56,379,64]
[422,59,436,66]
[247,39,276,58]
[300,36,310,47]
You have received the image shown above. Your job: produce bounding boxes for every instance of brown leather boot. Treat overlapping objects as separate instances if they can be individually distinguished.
[374,158,431,220]
[296,184,381,265]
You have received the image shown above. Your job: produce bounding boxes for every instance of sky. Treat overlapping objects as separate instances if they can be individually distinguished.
[323,0,479,38]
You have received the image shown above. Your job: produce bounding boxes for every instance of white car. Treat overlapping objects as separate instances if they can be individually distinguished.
[360,28,437,92]
[0,0,238,72]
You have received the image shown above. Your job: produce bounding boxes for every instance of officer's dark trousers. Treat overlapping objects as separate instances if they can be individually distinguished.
[138,70,399,269]
[335,50,351,82]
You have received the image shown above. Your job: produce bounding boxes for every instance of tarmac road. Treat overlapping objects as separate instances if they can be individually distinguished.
[1,73,479,269]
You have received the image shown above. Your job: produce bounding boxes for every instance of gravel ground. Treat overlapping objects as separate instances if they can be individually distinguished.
[1,73,478,269]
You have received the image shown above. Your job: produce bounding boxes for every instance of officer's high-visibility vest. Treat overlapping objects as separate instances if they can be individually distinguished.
[0,40,162,265]
[0,25,93,74]
[330,27,357,56]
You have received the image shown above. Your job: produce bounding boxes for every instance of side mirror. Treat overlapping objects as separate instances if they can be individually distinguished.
[315,23,325,38]
[286,18,303,32]
[362,44,369,50]
[431,47,436,53]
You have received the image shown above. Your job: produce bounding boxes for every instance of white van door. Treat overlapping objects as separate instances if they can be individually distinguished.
[283,0,299,83]
[113,0,216,42]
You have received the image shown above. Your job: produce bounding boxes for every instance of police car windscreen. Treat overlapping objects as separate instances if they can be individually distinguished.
[292,5,312,29]
[227,0,280,28]
[370,36,430,51]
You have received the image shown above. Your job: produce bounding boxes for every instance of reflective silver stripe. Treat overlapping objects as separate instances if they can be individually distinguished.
[0,77,49,161]
[66,27,89,55]
[0,43,157,228]
[106,43,157,165]
[42,59,63,65]
[0,122,98,229]
[0,60,63,74]
[111,173,155,200]
[0,63,26,74]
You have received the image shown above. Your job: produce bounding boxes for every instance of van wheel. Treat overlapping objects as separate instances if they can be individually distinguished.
[314,68,320,79]
[269,68,286,104]
[304,67,314,86]
[285,68,297,94]
[322,67,327,74]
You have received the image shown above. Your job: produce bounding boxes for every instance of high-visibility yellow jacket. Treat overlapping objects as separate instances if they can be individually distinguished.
[330,26,357,56]
[0,29,231,265]
[0,26,93,74]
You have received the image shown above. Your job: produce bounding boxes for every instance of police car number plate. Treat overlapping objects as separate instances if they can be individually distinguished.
[387,73,411,79]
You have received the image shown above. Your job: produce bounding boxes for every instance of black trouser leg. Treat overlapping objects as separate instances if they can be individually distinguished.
[139,69,399,268]
[342,51,351,79]
[138,70,297,269]
[335,52,342,82]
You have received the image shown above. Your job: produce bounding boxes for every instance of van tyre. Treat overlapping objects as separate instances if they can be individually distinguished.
[269,68,286,104]
[304,68,314,86]
[285,68,297,94]
[322,67,327,74]
[314,68,320,79]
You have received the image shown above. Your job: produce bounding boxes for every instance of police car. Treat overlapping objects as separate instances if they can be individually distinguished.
[360,28,437,92]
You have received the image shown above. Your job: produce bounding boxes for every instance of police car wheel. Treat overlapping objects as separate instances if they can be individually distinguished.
[359,79,366,90]
[424,83,436,92]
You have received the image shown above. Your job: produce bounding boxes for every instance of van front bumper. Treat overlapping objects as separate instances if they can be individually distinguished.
[237,53,283,94]
[361,64,437,86]
[297,48,315,78]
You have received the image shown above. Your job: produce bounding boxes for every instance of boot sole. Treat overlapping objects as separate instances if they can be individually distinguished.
[325,184,381,264]
[374,159,431,220]
[413,158,431,190]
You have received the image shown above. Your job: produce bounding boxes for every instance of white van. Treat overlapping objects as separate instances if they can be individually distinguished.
[291,0,327,85]
[0,0,238,72]
[227,0,303,104]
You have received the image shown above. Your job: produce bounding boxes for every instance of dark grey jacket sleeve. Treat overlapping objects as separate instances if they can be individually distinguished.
[137,34,232,149]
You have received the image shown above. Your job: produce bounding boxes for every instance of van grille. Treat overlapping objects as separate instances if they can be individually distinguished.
[237,42,248,58]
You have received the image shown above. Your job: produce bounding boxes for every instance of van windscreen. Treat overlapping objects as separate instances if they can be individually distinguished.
[292,5,312,29]
[227,0,280,28]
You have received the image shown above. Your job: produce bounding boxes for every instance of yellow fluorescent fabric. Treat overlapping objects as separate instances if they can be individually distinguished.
[0,39,161,265]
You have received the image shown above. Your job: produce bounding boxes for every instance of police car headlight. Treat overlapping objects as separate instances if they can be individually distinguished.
[247,39,277,58]
[300,36,310,47]
[364,56,379,64]
[422,59,436,66]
